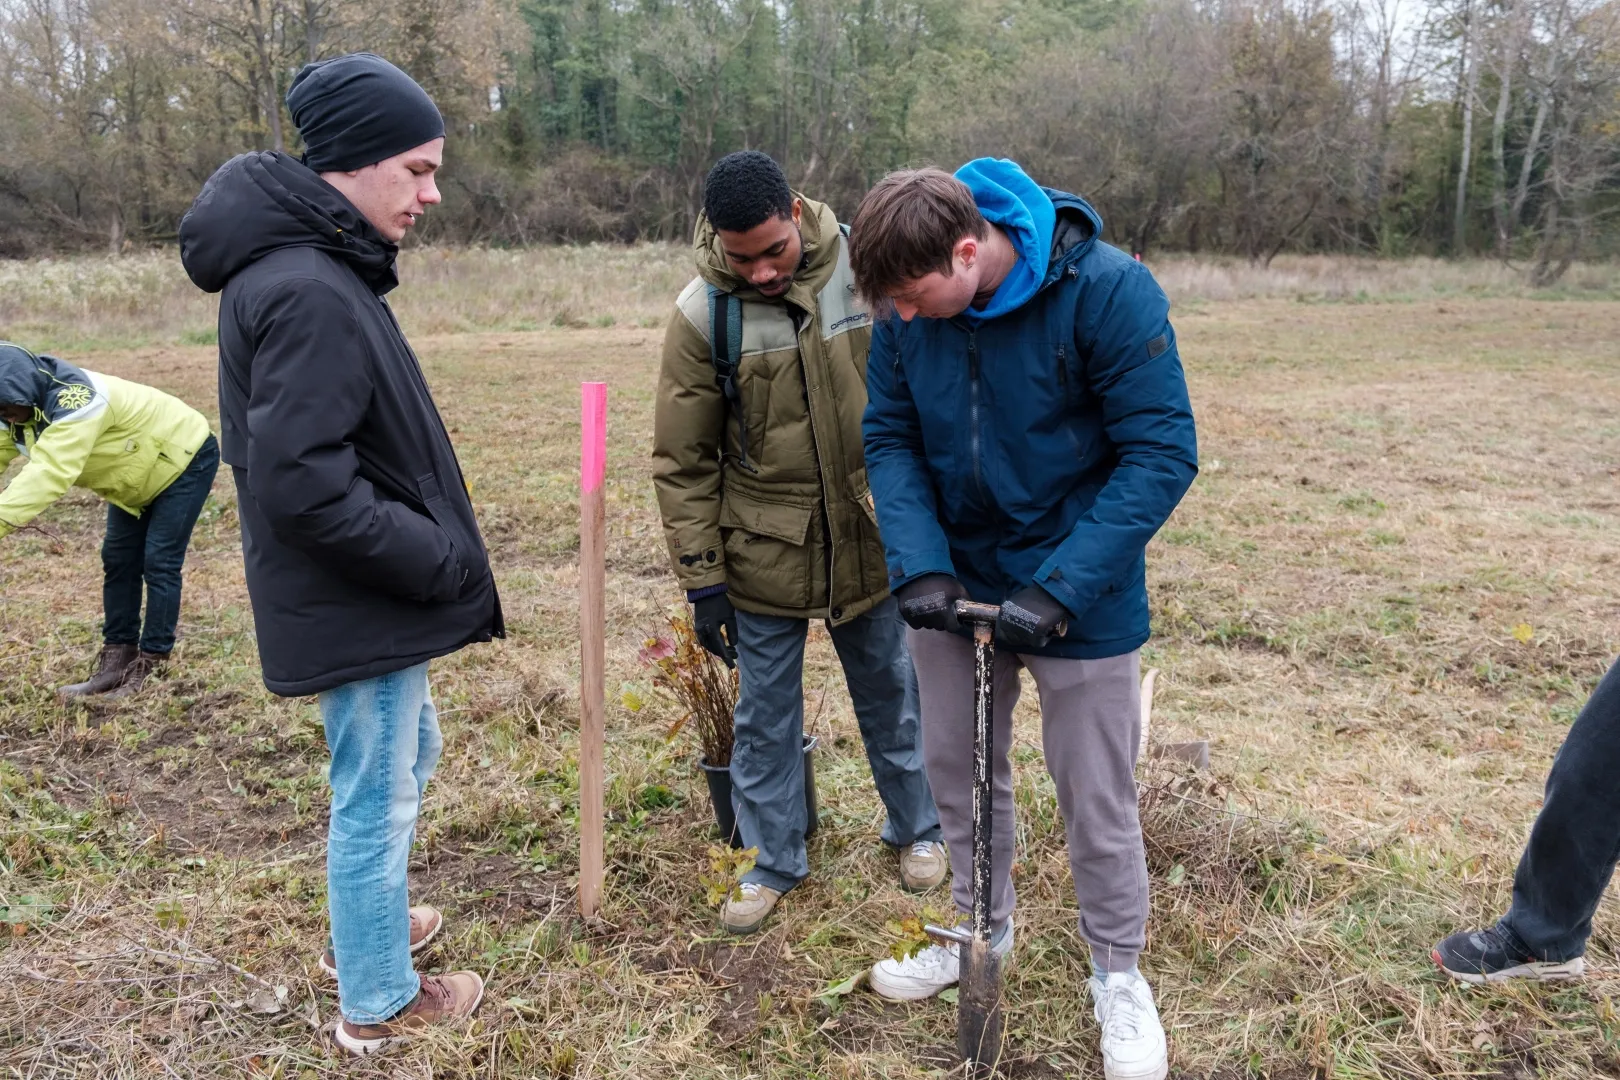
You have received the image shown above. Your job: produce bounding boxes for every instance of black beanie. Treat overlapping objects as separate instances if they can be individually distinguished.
[286,53,445,173]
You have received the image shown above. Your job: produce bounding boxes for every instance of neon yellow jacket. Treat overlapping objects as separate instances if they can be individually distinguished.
[0,369,213,538]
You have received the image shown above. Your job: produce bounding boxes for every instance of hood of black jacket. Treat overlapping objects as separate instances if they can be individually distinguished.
[179,151,399,296]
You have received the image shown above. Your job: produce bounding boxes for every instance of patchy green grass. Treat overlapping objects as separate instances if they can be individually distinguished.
[3,297,1620,1077]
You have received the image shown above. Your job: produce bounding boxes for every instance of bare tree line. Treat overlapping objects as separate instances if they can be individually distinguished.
[1,0,1616,279]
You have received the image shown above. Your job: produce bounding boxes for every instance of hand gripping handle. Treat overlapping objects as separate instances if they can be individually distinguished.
[953,599,1067,638]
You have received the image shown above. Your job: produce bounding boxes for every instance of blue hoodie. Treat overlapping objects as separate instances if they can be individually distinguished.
[954,158,1056,322]
[862,161,1198,658]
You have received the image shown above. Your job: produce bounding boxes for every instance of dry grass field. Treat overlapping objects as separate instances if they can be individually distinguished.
[3,254,1620,1078]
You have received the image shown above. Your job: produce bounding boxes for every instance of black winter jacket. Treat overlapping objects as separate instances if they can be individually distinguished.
[179,151,502,696]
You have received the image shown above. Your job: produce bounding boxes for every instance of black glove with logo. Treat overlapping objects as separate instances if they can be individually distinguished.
[995,584,1071,651]
[692,591,739,668]
[895,574,968,633]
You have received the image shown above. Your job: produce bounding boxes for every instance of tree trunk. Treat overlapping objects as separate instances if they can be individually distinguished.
[304,0,323,64]
[265,84,285,152]
[249,0,285,152]
[1489,3,1519,259]
[1510,88,1549,239]
[1529,197,1567,286]
[1453,10,1480,255]
[1510,0,1567,244]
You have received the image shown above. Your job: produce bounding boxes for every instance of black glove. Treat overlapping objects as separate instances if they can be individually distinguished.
[996,584,1071,651]
[895,574,968,633]
[692,591,739,668]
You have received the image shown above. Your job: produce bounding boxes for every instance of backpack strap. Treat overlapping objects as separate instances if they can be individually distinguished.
[706,284,756,473]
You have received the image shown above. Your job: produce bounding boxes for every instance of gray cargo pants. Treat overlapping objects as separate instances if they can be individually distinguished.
[908,627,1148,973]
[731,596,942,893]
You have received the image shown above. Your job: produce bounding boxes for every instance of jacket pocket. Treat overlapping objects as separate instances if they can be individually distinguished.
[143,437,190,503]
[847,466,880,530]
[719,487,814,609]
[732,355,774,468]
[417,471,486,596]
[91,436,160,509]
[846,465,891,602]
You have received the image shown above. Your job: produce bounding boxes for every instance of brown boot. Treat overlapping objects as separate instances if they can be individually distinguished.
[58,644,138,699]
[333,971,485,1056]
[100,650,166,700]
[319,905,444,978]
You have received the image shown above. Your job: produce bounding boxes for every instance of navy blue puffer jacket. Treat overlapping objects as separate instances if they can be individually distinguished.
[862,163,1198,659]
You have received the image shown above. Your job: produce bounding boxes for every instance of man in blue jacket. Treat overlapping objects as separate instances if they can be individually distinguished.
[848,162,1197,1080]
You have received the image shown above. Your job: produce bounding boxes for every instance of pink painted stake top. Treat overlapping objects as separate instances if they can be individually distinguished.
[581,382,607,493]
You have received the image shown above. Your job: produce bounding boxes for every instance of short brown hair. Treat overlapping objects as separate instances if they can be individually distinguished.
[849,168,988,304]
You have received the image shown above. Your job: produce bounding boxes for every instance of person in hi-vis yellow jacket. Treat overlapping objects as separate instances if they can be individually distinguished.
[0,342,219,699]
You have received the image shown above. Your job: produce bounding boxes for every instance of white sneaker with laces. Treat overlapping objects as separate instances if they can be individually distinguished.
[1089,970,1169,1080]
[870,918,1012,1001]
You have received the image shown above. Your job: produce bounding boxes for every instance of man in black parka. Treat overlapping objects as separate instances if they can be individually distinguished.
[179,52,502,1055]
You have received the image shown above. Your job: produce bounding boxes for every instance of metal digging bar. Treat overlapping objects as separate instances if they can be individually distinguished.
[925,599,1007,1077]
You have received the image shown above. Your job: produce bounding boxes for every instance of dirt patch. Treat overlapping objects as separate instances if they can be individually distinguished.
[684,934,795,1045]
[411,847,567,924]
[4,729,319,857]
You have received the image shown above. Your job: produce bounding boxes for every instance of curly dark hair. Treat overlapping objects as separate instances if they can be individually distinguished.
[702,151,793,233]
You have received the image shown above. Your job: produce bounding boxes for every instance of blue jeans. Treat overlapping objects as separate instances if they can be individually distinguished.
[321,662,442,1024]
[101,435,220,654]
[731,596,941,893]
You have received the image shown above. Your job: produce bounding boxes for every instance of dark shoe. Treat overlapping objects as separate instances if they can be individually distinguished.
[333,971,485,1056]
[101,650,167,700]
[58,644,138,698]
[320,905,444,978]
[1432,922,1585,984]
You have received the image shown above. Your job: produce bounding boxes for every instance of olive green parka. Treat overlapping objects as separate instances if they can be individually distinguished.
[652,196,888,625]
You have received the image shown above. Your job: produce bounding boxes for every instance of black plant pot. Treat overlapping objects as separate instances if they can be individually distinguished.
[700,735,819,849]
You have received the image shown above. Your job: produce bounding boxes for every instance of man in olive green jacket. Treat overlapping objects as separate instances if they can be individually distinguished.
[653,152,944,934]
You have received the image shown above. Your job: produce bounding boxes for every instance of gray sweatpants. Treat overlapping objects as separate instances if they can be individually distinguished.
[908,627,1148,973]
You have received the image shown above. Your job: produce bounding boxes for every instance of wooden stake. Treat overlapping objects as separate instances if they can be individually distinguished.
[579,382,607,918]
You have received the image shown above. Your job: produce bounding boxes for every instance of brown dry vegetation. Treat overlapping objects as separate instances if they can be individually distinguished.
[3,270,1620,1078]
[3,248,1620,353]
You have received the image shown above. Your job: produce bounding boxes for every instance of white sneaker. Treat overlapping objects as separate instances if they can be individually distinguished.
[1089,970,1169,1080]
[870,919,1013,1001]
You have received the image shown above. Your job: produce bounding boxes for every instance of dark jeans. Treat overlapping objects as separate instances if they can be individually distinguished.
[102,435,219,655]
[1502,655,1620,961]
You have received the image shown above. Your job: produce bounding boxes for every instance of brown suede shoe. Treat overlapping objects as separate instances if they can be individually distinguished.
[333,971,485,1056]
[100,650,166,700]
[58,644,138,698]
[320,905,444,978]
[720,882,781,935]
[899,840,949,892]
